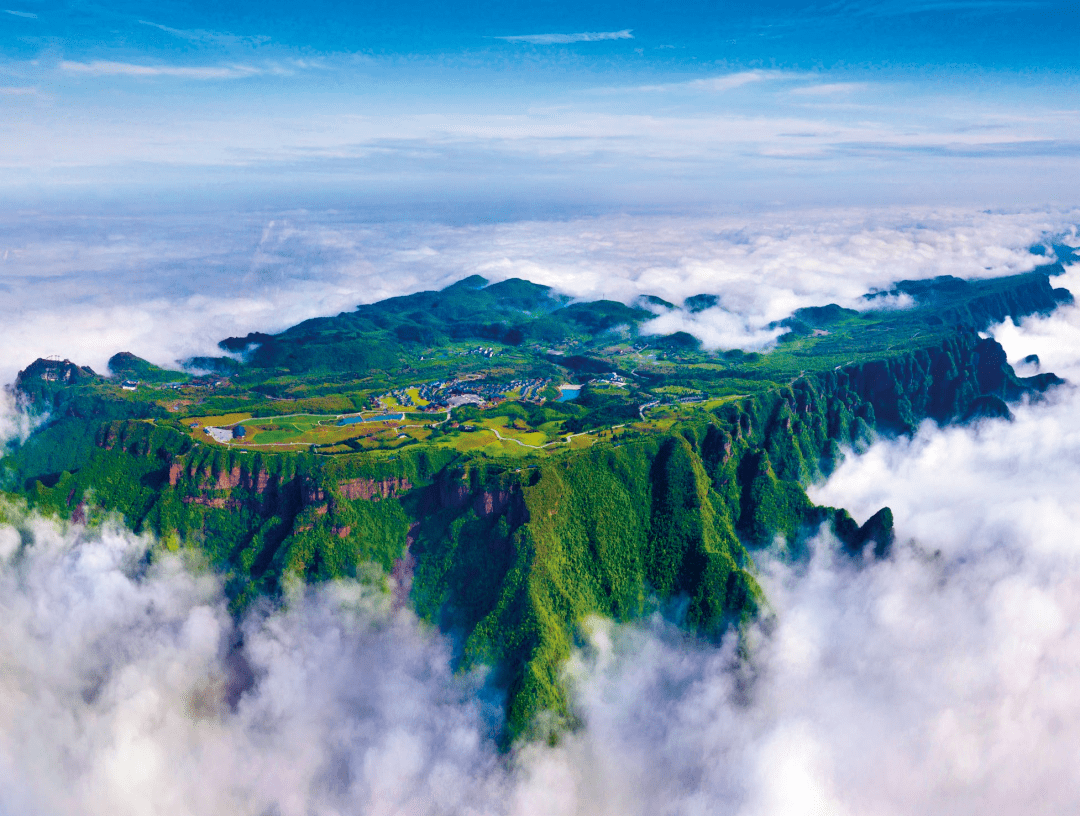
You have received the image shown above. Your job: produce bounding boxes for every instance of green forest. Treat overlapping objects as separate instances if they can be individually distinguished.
[1,260,1070,746]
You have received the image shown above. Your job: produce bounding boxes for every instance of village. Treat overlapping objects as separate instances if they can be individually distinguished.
[379,375,553,411]
[174,361,681,456]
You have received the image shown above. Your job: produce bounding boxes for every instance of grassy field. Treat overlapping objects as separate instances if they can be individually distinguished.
[186,412,253,428]
[176,389,755,456]
[62,268,1053,463]
[180,410,432,449]
[477,415,553,447]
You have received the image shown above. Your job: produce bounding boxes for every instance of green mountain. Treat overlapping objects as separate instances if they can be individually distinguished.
[107,351,188,384]
[1,263,1069,745]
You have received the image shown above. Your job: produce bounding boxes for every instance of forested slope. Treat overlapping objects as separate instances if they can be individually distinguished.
[2,266,1069,744]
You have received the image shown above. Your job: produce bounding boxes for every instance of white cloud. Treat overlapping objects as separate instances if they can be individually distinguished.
[0,507,509,816]
[3,8,36,18]
[2,66,1077,208]
[0,207,1073,393]
[497,29,633,45]
[789,81,870,96]
[0,387,45,447]
[59,60,263,80]
[640,307,786,351]
[634,69,806,93]
[0,212,403,384]
[371,207,1074,349]
[137,19,271,46]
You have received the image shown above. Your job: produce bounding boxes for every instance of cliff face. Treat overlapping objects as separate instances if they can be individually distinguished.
[402,331,1061,742]
[822,332,1062,431]
[890,270,1071,327]
[8,327,1063,745]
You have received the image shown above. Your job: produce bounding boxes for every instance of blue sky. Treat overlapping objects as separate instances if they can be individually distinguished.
[2,0,1078,212]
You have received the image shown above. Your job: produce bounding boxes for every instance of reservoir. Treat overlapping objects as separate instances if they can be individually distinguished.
[557,386,582,402]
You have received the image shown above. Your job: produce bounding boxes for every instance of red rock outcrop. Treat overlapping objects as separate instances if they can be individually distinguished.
[338,477,412,501]
[182,496,242,510]
[474,490,511,518]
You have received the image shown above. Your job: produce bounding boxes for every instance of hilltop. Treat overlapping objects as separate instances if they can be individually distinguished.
[2,261,1070,745]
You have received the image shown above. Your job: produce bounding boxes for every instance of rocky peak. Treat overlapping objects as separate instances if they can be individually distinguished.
[16,358,96,388]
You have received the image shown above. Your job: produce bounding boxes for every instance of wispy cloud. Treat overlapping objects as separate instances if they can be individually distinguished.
[497,29,633,45]
[138,19,271,46]
[59,60,263,80]
[634,69,808,93]
[829,137,1080,160]
[789,81,870,96]
[0,86,36,95]
[3,8,36,18]
[859,0,1049,15]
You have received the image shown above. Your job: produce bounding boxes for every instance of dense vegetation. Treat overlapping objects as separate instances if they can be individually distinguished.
[1,257,1070,745]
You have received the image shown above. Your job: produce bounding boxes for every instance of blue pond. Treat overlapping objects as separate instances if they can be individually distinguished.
[557,387,582,402]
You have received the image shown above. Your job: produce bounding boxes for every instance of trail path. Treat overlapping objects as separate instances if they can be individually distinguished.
[480,426,549,449]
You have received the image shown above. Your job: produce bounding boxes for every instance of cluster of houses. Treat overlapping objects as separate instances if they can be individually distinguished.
[511,378,551,401]
[161,377,229,392]
[116,376,230,394]
[399,377,552,411]
[384,387,417,408]
[591,372,628,387]
[416,380,449,404]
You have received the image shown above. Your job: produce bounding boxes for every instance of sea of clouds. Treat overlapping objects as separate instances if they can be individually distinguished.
[0,512,514,816]
[2,207,1080,814]
[1,206,1076,386]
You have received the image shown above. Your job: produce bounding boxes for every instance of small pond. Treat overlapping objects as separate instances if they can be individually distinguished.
[557,386,582,402]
